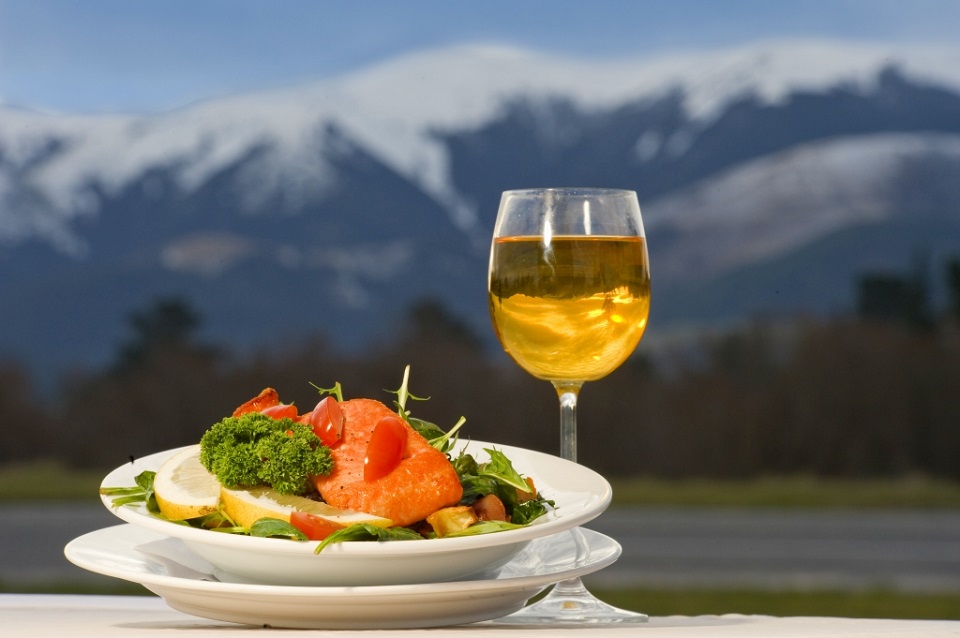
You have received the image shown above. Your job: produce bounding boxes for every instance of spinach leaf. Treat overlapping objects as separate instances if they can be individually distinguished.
[444,520,524,537]
[249,517,308,540]
[408,417,446,442]
[511,499,551,525]
[480,448,531,493]
[314,523,423,553]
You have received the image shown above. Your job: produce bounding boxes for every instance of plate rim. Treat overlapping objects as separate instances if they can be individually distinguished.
[65,522,622,597]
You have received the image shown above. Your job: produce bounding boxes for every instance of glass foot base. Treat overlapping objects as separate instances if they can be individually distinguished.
[492,578,648,625]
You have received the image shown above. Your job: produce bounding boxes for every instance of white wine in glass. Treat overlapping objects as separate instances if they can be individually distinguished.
[488,188,651,623]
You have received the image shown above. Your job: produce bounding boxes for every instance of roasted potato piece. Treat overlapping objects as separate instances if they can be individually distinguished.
[472,494,508,522]
[426,505,478,537]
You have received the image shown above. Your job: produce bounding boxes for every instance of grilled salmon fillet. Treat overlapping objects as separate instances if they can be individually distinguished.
[312,398,463,526]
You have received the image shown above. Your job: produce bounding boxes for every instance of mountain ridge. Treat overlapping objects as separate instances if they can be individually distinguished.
[5,39,960,254]
[2,39,960,388]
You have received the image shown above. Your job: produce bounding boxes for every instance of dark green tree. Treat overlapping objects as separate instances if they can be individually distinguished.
[402,297,484,352]
[114,296,205,372]
[946,256,960,323]
[856,268,932,331]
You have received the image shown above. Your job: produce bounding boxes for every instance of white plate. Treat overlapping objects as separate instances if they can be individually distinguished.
[100,440,612,586]
[65,523,621,629]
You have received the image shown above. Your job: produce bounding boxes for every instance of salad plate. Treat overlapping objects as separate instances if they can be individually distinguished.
[65,523,621,629]
[100,440,612,586]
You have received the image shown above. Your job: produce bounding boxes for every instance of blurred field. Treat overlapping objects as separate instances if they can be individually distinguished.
[588,587,960,620]
[609,475,960,509]
[4,459,960,508]
[0,461,106,501]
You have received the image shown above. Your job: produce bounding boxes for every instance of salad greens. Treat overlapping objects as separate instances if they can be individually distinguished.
[102,366,555,550]
[100,469,309,539]
[386,367,554,527]
[314,523,424,553]
[100,469,159,512]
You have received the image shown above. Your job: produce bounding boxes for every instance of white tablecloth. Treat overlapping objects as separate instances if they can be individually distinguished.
[3,594,959,637]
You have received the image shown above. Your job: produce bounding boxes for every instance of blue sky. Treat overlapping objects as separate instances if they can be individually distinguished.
[1,0,958,114]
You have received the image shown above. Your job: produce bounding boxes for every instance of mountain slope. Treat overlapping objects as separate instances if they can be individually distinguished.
[2,39,960,388]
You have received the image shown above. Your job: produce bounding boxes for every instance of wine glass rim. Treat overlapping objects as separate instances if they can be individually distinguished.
[503,187,636,198]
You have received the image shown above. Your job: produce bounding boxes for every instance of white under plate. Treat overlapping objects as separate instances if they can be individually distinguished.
[100,440,612,586]
[65,523,621,629]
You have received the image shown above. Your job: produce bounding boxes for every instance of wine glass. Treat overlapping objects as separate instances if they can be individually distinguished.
[487,187,651,624]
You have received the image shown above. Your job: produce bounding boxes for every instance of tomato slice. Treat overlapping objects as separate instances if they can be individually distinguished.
[260,403,298,420]
[232,388,280,416]
[308,396,344,448]
[289,511,342,540]
[364,416,408,482]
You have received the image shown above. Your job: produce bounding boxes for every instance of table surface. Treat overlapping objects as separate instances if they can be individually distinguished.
[4,594,959,637]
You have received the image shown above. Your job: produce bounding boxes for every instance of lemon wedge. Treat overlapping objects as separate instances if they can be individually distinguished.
[220,485,393,530]
[153,445,221,520]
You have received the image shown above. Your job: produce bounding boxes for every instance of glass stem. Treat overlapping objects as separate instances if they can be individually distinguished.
[553,382,582,463]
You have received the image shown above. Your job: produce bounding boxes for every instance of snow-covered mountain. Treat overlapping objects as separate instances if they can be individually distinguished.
[3,39,960,386]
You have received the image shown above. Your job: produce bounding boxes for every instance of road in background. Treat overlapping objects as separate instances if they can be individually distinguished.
[585,507,960,592]
[3,504,959,593]
[3,502,122,590]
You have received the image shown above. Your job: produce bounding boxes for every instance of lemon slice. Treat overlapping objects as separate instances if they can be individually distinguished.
[153,445,221,520]
[220,485,393,530]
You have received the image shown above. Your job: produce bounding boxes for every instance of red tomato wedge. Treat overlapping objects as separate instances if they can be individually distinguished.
[364,416,408,482]
[259,403,298,420]
[307,396,344,448]
[289,511,343,540]
[232,388,280,416]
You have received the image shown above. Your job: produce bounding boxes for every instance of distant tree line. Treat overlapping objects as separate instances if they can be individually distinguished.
[856,250,958,331]
[2,256,959,480]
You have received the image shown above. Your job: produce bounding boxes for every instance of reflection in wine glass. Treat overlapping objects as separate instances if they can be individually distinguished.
[488,188,651,624]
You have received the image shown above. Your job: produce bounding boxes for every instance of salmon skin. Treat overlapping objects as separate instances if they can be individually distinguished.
[312,398,463,527]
